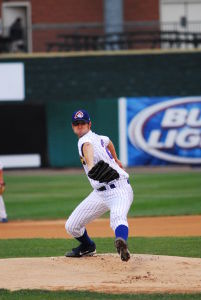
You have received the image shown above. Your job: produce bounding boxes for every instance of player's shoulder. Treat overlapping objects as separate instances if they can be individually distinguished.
[78,130,109,148]
[89,131,107,145]
[78,130,93,147]
[99,134,110,146]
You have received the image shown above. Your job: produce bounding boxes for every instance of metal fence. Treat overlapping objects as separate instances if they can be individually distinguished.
[45,30,201,52]
[1,21,201,53]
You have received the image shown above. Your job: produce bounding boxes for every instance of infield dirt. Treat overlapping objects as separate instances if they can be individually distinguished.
[0,215,200,238]
[0,254,201,294]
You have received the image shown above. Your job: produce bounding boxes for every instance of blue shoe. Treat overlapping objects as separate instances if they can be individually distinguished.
[1,218,8,223]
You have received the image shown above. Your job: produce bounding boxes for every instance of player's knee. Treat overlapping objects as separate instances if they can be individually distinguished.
[65,219,82,237]
[65,218,74,235]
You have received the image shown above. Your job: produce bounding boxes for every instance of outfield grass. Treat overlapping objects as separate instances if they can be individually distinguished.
[4,172,201,220]
[0,237,200,259]
[0,290,201,300]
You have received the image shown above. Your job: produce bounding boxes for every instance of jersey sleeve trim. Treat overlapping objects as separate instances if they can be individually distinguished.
[81,143,84,157]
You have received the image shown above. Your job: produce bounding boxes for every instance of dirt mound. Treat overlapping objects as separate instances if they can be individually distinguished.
[0,254,201,294]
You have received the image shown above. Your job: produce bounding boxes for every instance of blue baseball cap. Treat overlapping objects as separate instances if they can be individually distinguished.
[72,109,91,124]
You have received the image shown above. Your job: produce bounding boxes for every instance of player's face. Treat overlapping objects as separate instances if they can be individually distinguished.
[72,121,91,138]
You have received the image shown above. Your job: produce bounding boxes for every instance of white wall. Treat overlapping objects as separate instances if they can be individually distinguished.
[160,0,201,31]
[0,63,25,101]
[160,0,201,48]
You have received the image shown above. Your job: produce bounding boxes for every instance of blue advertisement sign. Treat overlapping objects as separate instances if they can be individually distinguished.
[119,97,201,166]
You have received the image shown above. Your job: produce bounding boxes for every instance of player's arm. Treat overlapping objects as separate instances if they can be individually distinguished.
[0,169,4,184]
[82,142,94,171]
[0,168,5,194]
[107,140,123,169]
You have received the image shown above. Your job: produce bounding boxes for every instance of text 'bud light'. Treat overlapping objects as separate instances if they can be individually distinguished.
[128,97,201,164]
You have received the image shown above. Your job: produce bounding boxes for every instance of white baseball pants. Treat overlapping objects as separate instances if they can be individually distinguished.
[65,179,133,238]
[0,196,7,219]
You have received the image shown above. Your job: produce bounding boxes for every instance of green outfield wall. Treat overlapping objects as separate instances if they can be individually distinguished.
[1,50,201,167]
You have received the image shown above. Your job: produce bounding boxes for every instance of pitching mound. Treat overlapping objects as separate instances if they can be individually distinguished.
[1,254,201,294]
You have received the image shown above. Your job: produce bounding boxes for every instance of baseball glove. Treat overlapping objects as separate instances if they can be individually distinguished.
[88,160,119,183]
[0,182,5,195]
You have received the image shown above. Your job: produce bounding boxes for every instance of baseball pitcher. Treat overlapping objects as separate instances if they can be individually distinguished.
[0,161,8,223]
[65,109,134,261]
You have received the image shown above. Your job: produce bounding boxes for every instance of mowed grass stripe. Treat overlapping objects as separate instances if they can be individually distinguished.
[4,172,201,219]
[0,289,201,300]
[0,237,200,259]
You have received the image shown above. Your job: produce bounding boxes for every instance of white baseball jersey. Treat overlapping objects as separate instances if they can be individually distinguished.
[78,130,129,190]
[65,130,134,238]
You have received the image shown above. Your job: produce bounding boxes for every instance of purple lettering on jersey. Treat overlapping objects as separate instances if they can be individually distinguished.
[100,139,113,159]
[106,147,113,159]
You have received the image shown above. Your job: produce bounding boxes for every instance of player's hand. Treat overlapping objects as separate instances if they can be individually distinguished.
[0,182,5,195]
[87,164,94,171]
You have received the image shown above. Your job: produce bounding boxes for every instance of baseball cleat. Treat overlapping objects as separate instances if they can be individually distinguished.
[115,237,130,262]
[65,241,96,258]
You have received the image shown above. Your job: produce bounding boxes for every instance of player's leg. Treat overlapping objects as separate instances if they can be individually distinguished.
[0,196,8,222]
[109,180,134,261]
[65,190,108,257]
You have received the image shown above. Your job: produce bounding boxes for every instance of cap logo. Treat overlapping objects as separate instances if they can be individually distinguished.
[75,111,84,119]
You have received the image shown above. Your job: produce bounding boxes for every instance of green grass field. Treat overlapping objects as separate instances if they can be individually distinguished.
[1,290,201,300]
[0,237,201,259]
[4,171,201,219]
[1,170,201,299]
